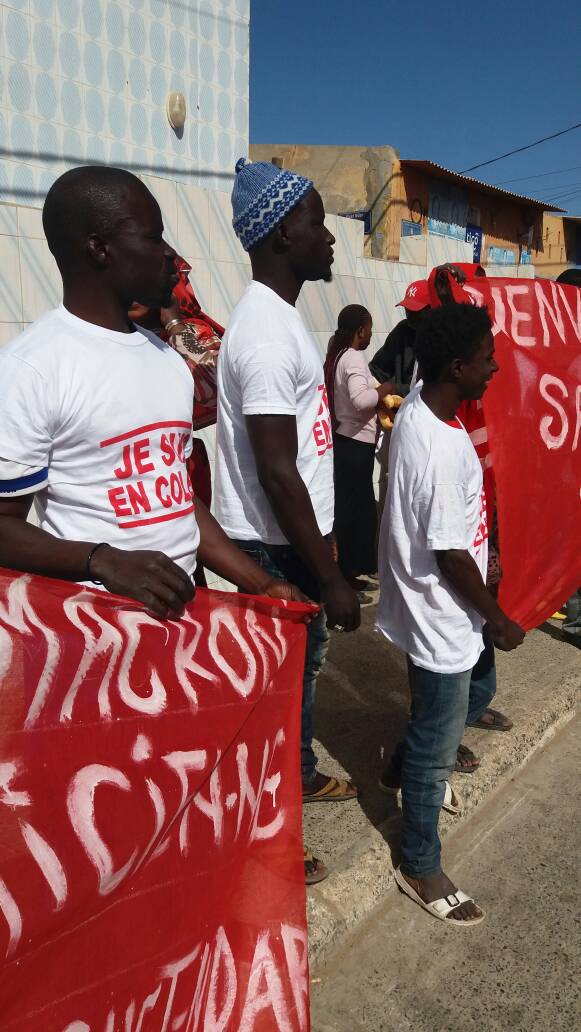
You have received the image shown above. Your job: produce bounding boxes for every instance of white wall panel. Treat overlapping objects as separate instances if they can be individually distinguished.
[0,0,250,205]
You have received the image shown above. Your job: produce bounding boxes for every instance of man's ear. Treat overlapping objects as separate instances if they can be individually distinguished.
[272,219,291,255]
[86,233,109,268]
[449,356,463,383]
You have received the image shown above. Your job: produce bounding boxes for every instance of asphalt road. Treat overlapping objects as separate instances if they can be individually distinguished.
[310,713,580,1032]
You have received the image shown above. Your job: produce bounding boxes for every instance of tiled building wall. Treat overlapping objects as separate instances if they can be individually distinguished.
[0,177,472,586]
[0,0,249,206]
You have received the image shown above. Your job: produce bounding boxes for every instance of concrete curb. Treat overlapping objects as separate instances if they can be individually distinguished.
[306,670,579,966]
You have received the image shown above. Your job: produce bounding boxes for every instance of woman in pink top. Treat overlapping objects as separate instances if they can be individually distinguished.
[324,305,394,593]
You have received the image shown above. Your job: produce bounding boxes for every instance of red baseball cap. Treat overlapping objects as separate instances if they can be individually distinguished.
[396,280,431,311]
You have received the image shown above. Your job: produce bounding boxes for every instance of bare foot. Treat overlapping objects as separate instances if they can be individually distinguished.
[400,869,483,922]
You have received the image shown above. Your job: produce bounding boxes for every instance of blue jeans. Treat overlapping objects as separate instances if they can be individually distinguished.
[231,539,329,783]
[398,628,496,878]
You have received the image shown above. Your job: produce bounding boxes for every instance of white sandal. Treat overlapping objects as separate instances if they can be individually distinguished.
[378,779,463,816]
[394,867,485,925]
[442,781,463,814]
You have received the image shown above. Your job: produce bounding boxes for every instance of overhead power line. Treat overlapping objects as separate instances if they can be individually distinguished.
[545,181,581,197]
[542,180,581,195]
[494,164,581,185]
[460,123,581,175]
[546,187,581,203]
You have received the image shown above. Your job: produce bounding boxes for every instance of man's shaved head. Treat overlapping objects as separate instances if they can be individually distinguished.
[43,165,151,264]
[42,165,178,310]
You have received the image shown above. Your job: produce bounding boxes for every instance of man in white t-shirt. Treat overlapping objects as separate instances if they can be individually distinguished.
[214,159,361,883]
[377,303,525,925]
[0,166,305,615]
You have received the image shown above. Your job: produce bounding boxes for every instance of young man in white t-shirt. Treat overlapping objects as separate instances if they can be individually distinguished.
[0,166,305,614]
[377,303,525,925]
[214,159,361,881]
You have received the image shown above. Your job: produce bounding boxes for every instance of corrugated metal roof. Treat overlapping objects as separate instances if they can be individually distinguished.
[400,160,566,212]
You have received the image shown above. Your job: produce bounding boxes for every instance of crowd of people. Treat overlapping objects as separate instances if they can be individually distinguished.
[1,156,576,927]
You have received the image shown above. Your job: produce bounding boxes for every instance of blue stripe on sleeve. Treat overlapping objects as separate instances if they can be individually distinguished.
[0,468,48,492]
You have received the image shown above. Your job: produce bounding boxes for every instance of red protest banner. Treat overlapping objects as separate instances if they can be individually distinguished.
[0,572,311,1031]
[463,278,581,629]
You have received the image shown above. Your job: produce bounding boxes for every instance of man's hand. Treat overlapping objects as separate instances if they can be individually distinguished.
[262,579,320,623]
[438,263,466,284]
[262,579,312,605]
[321,573,360,632]
[91,545,195,619]
[434,263,466,305]
[490,615,525,652]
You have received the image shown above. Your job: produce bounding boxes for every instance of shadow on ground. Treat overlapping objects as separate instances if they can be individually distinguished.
[303,597,408,865]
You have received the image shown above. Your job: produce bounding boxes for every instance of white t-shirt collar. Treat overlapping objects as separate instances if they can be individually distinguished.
[248,280,299,316]
[57,304,150,347]
[416,389,466,433]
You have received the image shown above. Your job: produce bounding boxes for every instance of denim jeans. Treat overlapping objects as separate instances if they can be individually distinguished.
[563,590,581,640]
[231,538,329,783]
[398,628,497,878]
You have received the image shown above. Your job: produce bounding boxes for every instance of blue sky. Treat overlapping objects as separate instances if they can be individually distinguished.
[250,0,581,213]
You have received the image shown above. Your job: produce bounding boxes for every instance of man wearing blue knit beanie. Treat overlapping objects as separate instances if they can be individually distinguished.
[214,159,361,883]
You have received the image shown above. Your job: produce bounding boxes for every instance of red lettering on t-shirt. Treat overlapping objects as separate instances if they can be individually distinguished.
[177,433,188,463]
[155,476,172,509]
[473,489,489,554]
[133,438,154,474]
[113,438,154,478]
[312,384,333,457]
[160,432,177,467]
[113,444,133,480]
[101,420,194,528]
[108,486,132,518]
[126,480,152,516]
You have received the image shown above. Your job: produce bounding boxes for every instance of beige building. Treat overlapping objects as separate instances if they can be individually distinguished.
[250,144,568,276]
[535,214,581,279]
[250,143,398,261]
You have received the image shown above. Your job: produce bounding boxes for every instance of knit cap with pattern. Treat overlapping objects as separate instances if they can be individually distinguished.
[231,157,313,252]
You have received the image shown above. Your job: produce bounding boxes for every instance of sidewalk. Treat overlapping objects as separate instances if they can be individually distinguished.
[303,598,579,964]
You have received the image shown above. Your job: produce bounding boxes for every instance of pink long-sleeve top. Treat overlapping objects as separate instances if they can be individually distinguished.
[334,348,379,444]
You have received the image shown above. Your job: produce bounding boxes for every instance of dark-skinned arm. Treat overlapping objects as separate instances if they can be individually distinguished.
[245,414,360,631]
[436,549,525,650]
[0,494,195,619]
[194,497,309,605]
[0,494,309,615]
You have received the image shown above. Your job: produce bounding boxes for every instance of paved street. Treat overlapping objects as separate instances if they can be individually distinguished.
[304,607,579,960]
[310,713,580,1032]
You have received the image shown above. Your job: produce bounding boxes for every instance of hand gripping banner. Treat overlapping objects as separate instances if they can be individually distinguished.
[463,277,581,628]
[0,572,312,1031]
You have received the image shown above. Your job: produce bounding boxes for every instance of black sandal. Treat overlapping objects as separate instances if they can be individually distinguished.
[468,708,513,731]
[454,744,481,774]
[304,846,328,885]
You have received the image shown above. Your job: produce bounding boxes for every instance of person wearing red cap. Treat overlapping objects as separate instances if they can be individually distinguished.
[369,280,431,394]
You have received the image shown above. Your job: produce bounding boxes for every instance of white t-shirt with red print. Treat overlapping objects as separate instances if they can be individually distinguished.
[215,281,334,545]
[0,306,200,577]
[377,384,488,674]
